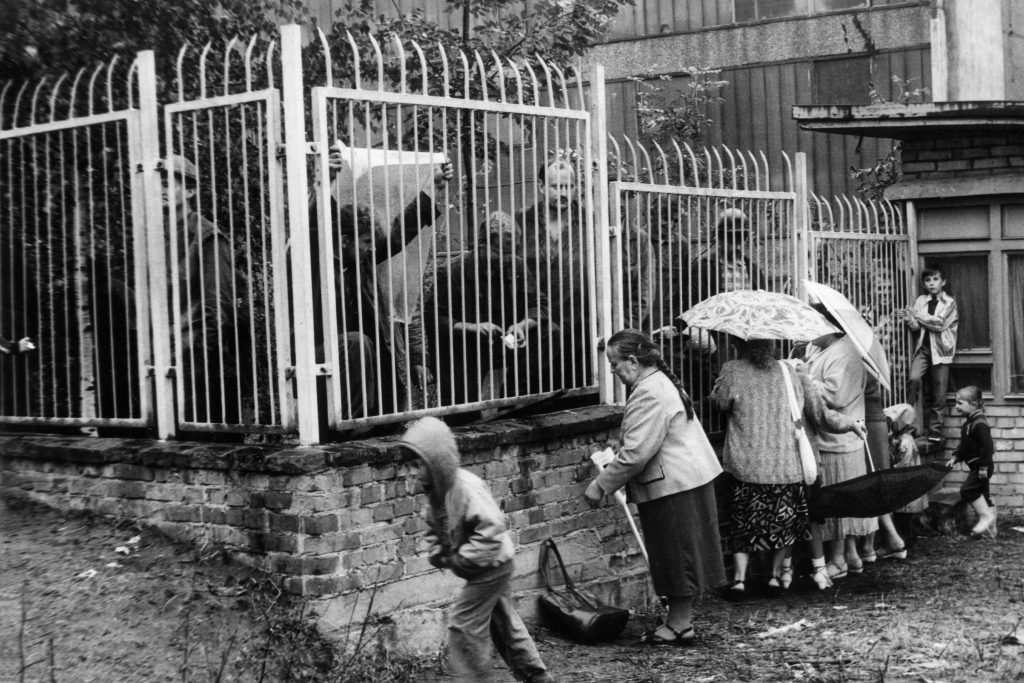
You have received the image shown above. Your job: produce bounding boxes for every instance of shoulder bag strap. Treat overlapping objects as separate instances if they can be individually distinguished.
[540,538,577,594]
[777,361,802,427]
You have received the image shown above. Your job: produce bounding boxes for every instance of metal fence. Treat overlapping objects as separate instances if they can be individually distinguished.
[0,24,912,444]
[0,57,153,428]
[609,137,806,432]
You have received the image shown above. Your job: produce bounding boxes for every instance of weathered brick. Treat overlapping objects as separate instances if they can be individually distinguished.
[372,504,396,523]
[112,464,155,481]
[164,505,202,523]
[256,532,299,553]
[201,506,227,525]
[226,490,250,507]
[360,485,382,505]
[343,466,373,487]
[110,481,147,499]
[303,513,339,536]
[269,513,301,533]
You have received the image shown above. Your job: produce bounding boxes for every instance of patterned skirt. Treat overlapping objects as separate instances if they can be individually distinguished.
[729,481,811,553]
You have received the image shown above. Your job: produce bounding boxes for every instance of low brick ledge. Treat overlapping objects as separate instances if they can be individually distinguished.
[0,405,624,472]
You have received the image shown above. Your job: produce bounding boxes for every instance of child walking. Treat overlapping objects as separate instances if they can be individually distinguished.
[947,386,996,539]
[400,416,554,683]
[901,266,958,442]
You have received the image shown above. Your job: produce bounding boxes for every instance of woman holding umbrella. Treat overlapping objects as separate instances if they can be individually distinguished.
[712,338,866,593]
[584,329,725,645]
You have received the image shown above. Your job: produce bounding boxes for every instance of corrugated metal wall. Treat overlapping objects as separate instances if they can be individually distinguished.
[606,46,930,197]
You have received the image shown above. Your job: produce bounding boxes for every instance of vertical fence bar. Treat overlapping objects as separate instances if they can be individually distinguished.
[793,152,810,300]
[137,50,172,437]
[280,24,320,444]
[589,64,613,404]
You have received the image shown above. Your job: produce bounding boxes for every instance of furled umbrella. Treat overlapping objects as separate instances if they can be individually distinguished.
[679,289,840,341]
[808,462,952,521]
[804,280,891,392]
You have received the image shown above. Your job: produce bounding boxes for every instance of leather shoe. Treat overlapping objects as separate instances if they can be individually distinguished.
[876,546,908,561]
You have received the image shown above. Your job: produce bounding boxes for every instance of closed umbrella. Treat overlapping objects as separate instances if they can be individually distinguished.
[680,289,840,341]
[808,462,952,521]
[804,280,891,392]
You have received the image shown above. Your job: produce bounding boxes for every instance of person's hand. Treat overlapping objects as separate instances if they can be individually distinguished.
[651,325,679,340]
[453,321,504,338]
[944,457,957,468]
[412,364,434,387]
[978,469,988,480]
[328,142,346,173]
[851,419,867,440]
[584,480,604,508]
[506,319,537,348]
[16,337,35,353]
[434,161,453,188]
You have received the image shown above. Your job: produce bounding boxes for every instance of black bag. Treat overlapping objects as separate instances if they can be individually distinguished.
[537,538,629,642]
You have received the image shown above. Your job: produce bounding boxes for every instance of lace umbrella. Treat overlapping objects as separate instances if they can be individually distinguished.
[680,289,840,341]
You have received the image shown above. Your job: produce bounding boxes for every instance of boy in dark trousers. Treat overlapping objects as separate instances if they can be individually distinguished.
[400,417,554,683]
[901,265,958,442]
[947,386,996,539]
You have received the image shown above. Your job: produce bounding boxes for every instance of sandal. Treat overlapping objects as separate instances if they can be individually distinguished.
[826,562,848,581]
[780,563,793,590]
[639,624,695,646]
[861,552,877,564]
[876,546,908,561]
[810,565,833,590]
[846,559,864,575]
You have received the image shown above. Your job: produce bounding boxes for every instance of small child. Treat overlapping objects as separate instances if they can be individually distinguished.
[884,403,928,515]
[946,386,996,539]
[901,266,958,442]
[400,417,554,683]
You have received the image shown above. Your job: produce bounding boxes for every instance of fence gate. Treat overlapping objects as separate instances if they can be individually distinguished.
[610,140,803,433]
[807,195,913,405]
[305,32,605,433]
[157,39,293,436]
[0,56,156,430]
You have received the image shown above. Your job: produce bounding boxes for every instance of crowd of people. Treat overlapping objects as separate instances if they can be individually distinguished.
[391,257,990,680]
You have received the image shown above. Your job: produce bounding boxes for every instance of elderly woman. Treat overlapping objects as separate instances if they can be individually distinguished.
[712,338,866,593]
[585,329,725,645]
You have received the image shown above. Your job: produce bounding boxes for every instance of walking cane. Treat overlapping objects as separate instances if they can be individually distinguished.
[590,448,650,569]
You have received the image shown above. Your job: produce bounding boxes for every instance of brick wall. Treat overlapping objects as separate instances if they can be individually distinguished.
[900,133,1024,181]
[0,406,655,652]
[937,404,1024,512]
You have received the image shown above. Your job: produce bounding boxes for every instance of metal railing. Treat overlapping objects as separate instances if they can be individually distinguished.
[0,24,912,443]
[0,56,152,428]
[306,30,603,432]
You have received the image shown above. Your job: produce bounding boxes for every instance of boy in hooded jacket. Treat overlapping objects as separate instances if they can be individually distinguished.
[400,417,554,683]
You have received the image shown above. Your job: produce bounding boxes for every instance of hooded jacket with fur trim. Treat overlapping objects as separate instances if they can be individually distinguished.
[401,417,514,580]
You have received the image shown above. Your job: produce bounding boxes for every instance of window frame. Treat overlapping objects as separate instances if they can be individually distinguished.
[913,197,1024,403]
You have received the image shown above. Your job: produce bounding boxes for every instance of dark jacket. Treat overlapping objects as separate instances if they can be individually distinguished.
[953,411,993,471]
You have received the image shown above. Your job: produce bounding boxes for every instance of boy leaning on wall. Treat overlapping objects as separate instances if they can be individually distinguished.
[900,265,959,443]
[399,416,555,683]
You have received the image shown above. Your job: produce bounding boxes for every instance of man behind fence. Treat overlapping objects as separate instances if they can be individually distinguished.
[514,158,653,392]
[162,155,249,427]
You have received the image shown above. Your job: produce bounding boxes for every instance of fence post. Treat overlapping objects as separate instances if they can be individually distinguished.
[280,24,321,445]
[589,64,614,404]
[793,152,811,300]
[138,50,175,439]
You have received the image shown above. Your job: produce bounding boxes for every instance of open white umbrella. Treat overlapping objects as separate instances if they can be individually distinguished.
[804,280,891,392]
[680,289,839,341]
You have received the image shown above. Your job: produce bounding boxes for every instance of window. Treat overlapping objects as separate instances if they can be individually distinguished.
[923,254,992,393]
[1009,254,1024,394]
[734,0,866,22]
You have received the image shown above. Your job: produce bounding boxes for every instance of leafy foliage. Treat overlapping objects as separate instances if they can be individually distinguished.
[0,0,309,87]
[850,140,902,201]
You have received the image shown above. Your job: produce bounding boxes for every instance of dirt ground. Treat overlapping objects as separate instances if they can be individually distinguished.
[2,497,1023,683]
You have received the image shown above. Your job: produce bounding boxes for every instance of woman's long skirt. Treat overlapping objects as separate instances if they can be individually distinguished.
[637,480,726,598]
